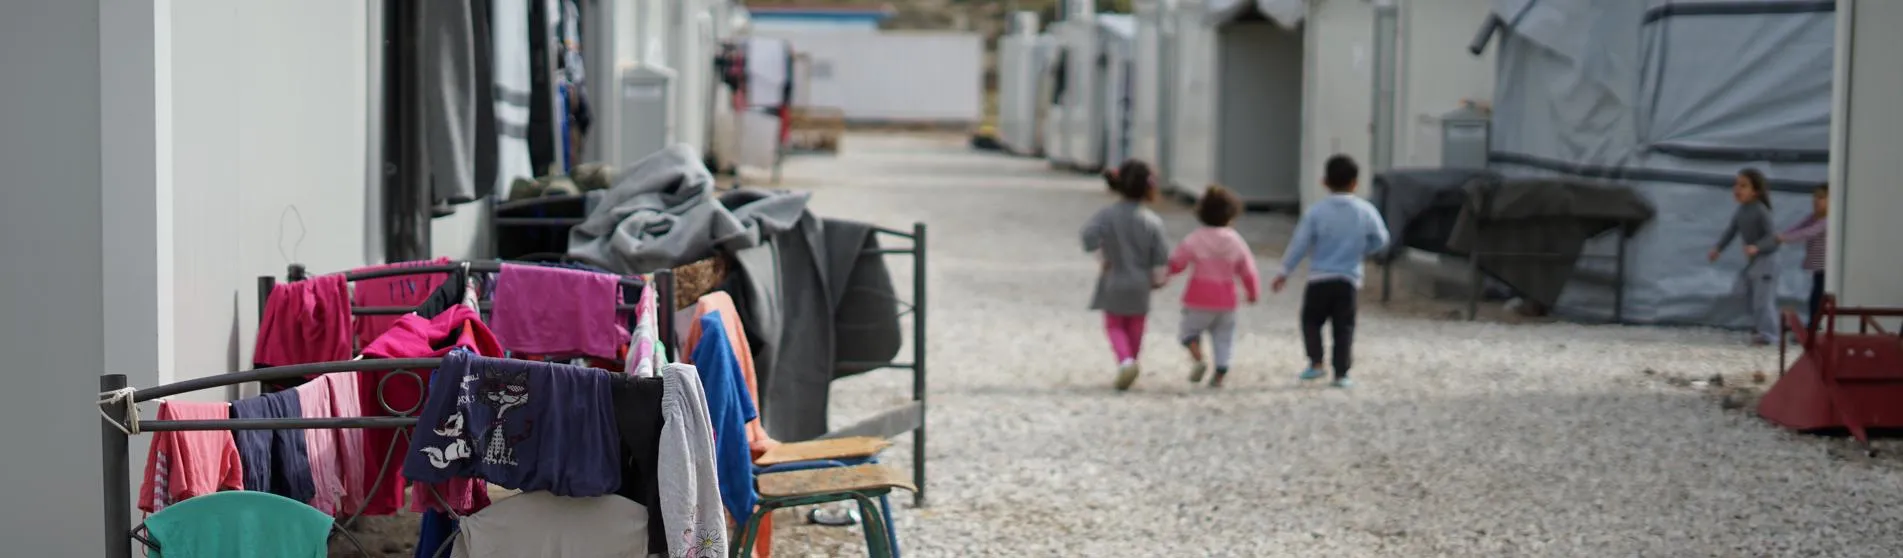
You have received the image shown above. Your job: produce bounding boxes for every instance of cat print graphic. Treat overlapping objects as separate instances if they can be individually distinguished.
[475,367,534,467]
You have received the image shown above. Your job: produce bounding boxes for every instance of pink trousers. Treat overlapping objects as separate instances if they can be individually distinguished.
[1102,313,1147,363]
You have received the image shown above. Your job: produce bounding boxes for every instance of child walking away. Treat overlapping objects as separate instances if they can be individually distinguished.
[1271,155,1390,389]
[1168,185,1259,388]
[1708,168,1780,345]
[1082,159,1171,391]
[1779,183,1829,331]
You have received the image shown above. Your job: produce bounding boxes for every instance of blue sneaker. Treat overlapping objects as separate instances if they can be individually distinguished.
[1331,378,1355,389]
[1299,367,1326,381]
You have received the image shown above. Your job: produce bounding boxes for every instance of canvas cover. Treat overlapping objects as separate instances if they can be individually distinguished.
[1205,0,1306,28]
[1487,0,1834,325]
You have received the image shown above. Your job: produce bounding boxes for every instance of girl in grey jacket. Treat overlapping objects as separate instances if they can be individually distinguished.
[1708,168,1780,345]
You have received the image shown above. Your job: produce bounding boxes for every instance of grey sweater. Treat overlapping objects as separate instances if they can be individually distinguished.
[1082,201,1171,315]
[1714,202,1779,258]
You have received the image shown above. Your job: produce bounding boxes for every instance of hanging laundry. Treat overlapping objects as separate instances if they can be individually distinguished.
[405,349,622,497]
[659,362,730,558]
[320,372,368,515]
[611,374,669,555]
[631,281,661,377]
[682,292,778,459]
[419,0,484,209]
[351,257,452,345]
[490,263,629,362]
[359,304,503,516]
[138,401,243,513]
[746,38,789,108]
[414,508,458,558]
[140,491,333,558]
[452,492,650,558]
[254,274,353,369]
[491,0,537,195]
[690,312,758,530]
[230,389,315,502]
[291,380,345,516]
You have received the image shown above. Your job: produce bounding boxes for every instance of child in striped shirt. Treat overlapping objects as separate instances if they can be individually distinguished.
[1778,183,1829,328]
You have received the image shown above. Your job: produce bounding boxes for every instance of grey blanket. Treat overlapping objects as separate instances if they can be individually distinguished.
[1446,176,1656,308]
[566,145,808,274]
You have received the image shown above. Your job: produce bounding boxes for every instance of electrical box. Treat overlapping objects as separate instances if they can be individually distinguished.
[1440,103,1491,170]
[617,65,676,166]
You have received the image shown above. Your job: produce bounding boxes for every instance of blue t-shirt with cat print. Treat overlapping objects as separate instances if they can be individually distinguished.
[403,349,621,497]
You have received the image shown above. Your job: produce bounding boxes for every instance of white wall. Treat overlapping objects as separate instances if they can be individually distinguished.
[0,2,111,553]
[1299,0,1375,208]
[170,0,375,385]
[1828,0,1903,309]
[754,30,984,123]
[751,18,881,34]
[1395,0,1495,168]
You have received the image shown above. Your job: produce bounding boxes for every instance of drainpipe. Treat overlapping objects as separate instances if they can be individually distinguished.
[1369,0,1398,173]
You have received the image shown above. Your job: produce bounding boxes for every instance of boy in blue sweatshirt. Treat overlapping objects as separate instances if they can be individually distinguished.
[1271,155,1391,388]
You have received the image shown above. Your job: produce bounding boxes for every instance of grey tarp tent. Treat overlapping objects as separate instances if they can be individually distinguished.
[1481,0,1834,325]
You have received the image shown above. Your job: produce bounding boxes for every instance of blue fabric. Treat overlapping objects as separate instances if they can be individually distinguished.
[143,491,331,558]
[1279,194,1391,287]
[692,311,759,524]
[404,349,622,497]
[414,509,458,558]
[229,389,314,502]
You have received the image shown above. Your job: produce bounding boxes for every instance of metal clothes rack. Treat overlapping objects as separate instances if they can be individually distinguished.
[817,223,929,507]
[100,358,449,558]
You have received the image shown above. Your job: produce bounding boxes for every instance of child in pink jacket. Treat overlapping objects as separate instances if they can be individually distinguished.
[1168,185,1261,387]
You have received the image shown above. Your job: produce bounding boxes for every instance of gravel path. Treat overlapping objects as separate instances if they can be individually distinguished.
[760,133,1903,557]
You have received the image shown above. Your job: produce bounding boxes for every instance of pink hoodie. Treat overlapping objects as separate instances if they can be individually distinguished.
[1168,227,1261,311]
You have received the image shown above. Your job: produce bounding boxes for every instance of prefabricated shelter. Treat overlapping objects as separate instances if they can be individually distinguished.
[1097,15,1141,171]
[997,12,1052,154]
[750,30,985,126]
[1829,0,1903,310]
[1161,0,1305,207]
[1477,0,1835,325]
[1045,5,1106,171]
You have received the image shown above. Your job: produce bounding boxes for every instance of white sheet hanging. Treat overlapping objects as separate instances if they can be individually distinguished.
[745,37,789,107]
[492,0,537,192]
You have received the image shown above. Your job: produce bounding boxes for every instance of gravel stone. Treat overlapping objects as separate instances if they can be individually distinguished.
[756,133,1903,557]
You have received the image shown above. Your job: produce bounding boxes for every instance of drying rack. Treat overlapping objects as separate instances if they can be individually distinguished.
[99,358,462,558]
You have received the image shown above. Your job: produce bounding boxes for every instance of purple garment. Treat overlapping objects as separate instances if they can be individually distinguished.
[403,350,622,497]
[490,263,629,361]
[230,389,315,502]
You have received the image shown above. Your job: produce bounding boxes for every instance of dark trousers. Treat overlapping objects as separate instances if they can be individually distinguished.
[1301,279,1357,380]
[1808,270,1826,330]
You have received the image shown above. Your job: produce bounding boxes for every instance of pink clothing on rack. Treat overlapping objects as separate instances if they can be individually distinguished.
[139,401,244,513]
[293,380,346,516]
[358,304,503,516]
[322,372,368,515]
[254,274,354,368]
[1167,227,1261,311]
[351,257,452,346]
[490,263,629,361]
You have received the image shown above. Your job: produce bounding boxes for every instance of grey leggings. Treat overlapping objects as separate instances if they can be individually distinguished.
[1738,256,1780,341]
[1179,309,1238,368]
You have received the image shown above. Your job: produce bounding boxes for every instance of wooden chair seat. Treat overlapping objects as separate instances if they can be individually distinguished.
[754,436,891,467]
[756,464,916,500]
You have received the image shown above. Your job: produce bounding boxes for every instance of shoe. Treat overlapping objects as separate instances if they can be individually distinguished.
[1331,378,1355,389]
[1189,362,1208,383]
[1299,367,1326,381]
[1209,371,1227,388]
[1114,361,1141,391]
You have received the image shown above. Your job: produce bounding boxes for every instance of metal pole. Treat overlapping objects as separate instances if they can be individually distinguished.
[1369,0,1399,173]
[1614,233,1628,324]
[101,374,131,558]
[911,222,928,508]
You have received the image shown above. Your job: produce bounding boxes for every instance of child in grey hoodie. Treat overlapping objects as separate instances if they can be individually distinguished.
[1082,160,1171,391]
[1708,168,1780,345]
